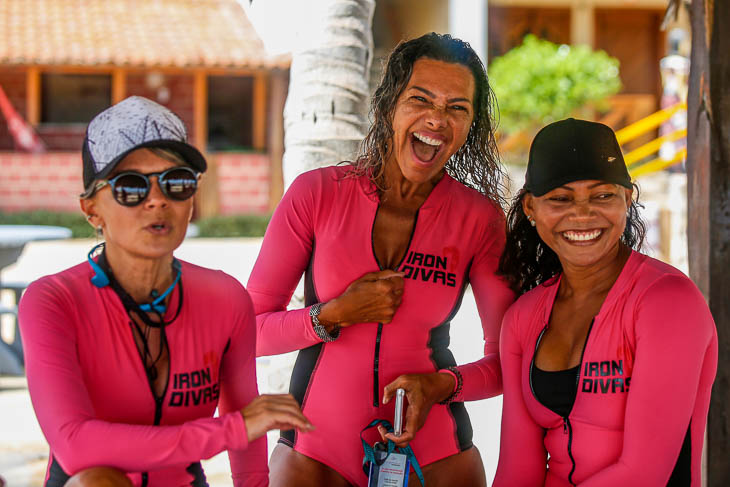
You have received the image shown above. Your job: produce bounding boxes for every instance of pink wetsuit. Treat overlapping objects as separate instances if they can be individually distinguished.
[490,251,717,486]
[247,165,515,485]
[19,259,267,487]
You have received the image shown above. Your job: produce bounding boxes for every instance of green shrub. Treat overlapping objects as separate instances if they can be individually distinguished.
[195,214,271,238]
[0,211,94,238]
[489,35,622,135]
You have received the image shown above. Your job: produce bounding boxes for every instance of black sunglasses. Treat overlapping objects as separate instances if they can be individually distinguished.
[93,167,200,206]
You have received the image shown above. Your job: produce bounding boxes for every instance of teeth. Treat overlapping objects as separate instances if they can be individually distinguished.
[413,132,442,146]
[563,230,602,242]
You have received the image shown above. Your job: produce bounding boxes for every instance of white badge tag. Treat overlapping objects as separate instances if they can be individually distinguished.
[368,449,410,487]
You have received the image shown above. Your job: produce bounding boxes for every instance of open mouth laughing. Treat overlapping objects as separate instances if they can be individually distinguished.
[411,132,445,164]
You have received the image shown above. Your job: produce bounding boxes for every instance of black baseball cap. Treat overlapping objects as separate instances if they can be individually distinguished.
[524,118,632,196]
[81,96,207,196]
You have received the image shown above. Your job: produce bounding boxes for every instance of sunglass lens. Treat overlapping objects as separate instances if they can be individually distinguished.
[113,174,149,205]
[161,168,198,200]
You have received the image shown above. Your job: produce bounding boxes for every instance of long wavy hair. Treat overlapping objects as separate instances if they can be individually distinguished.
[347,32,506,207]
[498,183,647,295]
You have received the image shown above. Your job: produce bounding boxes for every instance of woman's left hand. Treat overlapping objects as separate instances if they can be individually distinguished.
[380,372,456,448]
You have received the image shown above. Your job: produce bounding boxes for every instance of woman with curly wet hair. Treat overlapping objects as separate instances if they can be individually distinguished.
[492,118,717,486]
[247,33,515,486]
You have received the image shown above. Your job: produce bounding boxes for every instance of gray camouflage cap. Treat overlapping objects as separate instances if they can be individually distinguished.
[81,96,206,195]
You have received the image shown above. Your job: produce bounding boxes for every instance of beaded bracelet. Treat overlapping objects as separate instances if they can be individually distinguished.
[438,366,463,405]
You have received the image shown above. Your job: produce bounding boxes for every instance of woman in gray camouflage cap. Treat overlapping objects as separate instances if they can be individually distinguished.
[19,96,312,487]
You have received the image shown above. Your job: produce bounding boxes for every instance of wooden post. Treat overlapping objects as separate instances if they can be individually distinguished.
[267,69,288,211]
[193,70,208,154]
[570,1,594,46]
[192,71,218,218]
[687,0,730,484]
[25,67,40,125]
[112,69,127,104]
[253,72,268,151]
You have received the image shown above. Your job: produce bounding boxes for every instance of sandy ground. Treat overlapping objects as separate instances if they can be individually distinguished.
[0,238,503,486]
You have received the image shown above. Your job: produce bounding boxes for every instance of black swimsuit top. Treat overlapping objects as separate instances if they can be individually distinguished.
[531,363,581,418]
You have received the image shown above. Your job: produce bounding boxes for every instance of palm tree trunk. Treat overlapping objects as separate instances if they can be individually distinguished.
[282,0,375,187]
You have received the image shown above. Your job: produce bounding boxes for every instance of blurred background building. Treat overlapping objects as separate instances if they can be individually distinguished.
[0,0,689,220]
[0,0,290,217]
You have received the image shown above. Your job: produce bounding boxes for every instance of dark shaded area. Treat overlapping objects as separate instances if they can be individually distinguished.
[687,0,730,484]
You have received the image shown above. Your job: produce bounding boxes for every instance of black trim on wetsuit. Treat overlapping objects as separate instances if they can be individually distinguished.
[46,456,70,487]
[186,461,209,486]
[667,422,692,486]
[280,240,322,447]
[426,260,474,451]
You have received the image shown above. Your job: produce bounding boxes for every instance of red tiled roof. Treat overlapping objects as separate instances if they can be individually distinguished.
[0,0,289,69]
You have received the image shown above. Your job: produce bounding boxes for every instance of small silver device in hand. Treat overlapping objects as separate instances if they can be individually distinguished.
[394,388,405,436]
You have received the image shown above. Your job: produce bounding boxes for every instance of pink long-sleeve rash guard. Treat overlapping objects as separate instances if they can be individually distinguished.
[489,251,717,487]
[19,259,268,487]
[247,165,515,486]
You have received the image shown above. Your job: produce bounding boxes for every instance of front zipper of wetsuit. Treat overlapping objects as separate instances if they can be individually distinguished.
[369,205,420,407]
[373,322,384,407]
[141,371,168,486]
[132,322,170,487]
[530,319,595,487]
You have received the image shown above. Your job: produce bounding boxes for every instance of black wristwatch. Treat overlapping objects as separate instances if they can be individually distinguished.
[310,302,340,342]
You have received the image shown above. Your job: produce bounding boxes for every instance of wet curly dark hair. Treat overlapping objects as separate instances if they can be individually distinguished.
[497,183,647,295]
[347,32,506,208]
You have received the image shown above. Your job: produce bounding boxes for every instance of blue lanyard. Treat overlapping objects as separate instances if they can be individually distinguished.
[360,419,425,486]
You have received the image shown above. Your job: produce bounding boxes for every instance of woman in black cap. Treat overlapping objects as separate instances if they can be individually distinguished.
[18,96,312,487]
[489,118,717,486]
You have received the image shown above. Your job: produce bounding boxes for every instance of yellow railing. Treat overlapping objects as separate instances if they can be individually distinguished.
[616,102,687,179]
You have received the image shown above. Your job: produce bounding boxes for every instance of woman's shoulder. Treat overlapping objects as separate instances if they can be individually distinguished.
[24,262,94,298]
[503,282,554,336]
[614,252,710,328]
[627,252,700,298]
[179,260,246,295]
[438,176,506,236]
[19,262,97,320]
[179,259,254,305]
[289,164,358,190]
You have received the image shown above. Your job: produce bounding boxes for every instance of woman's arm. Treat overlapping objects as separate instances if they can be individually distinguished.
[455,218,515,401]
[492,308,548,487]
[578,275,717,486]
[219,284,269,487]
[18,279,252,476]
[246,171,323,356]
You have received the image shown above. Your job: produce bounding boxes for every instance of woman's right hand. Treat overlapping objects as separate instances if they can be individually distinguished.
[318,270,405,331]
[242,394,314,443]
